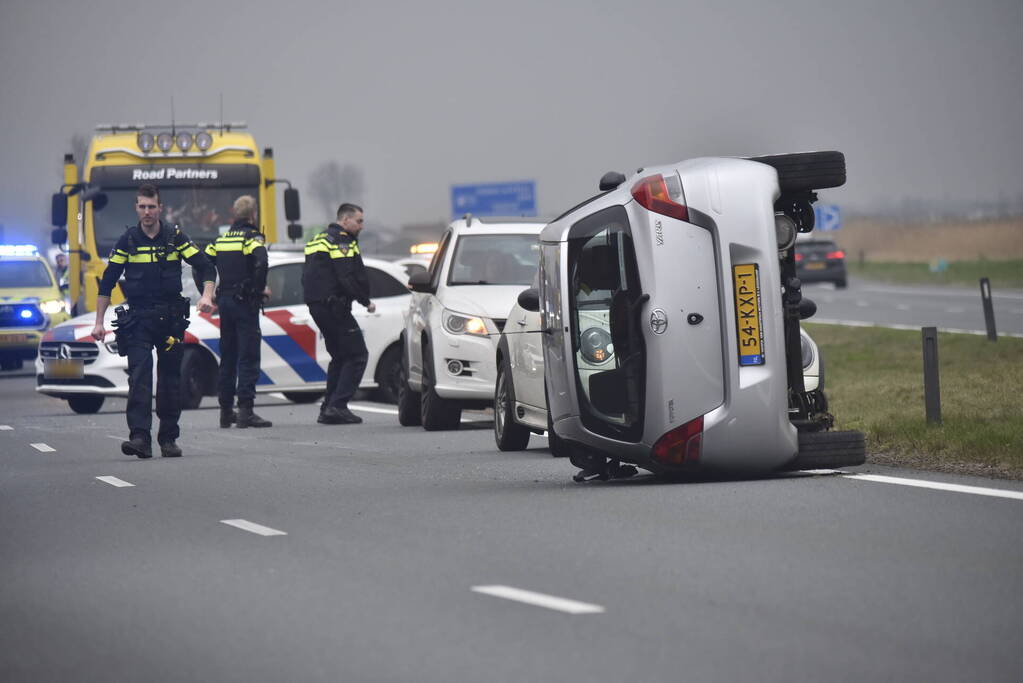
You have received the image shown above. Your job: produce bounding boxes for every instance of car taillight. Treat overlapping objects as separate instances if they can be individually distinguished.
[631,173,688,221]
[795,253,804,262]
[826,250,845,260]
[652,415,703,465]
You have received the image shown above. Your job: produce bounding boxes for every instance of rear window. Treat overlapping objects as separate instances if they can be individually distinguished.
[796,240,838,252]
[0,260,53,288]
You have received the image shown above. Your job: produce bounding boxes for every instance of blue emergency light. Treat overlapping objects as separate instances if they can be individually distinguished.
[0,244,39,256]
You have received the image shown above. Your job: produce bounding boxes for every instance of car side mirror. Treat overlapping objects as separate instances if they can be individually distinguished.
[408,270,434,293]
[517,287,540,312]
[51,193,68,228]
[51,227,68,245]
[284,188,301,221]
[287,223,303,241]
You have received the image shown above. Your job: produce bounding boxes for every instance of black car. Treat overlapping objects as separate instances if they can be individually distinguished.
[795,238,847,288]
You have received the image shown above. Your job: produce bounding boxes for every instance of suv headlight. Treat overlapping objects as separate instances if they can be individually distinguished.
[800,334,815,369]
[580,327,613,364]
[40,299,67,315]
[105,341,119,354]
[443,310,489,337]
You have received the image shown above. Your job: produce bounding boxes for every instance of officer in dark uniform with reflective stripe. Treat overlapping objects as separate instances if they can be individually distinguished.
[91,184,216,459]
[205,195,272,429]
[303,202,374,424]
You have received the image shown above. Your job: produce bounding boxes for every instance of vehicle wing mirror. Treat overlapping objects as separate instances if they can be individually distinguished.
[51,193,68,228]
[287,223,303,241]
[408,270,434,293]
[517,287,540,312]
[284,188,301,222]
[50,227,68,245]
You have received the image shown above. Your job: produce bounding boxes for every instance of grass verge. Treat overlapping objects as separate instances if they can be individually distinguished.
[846,260,1023,289]
[805,322,1023,479]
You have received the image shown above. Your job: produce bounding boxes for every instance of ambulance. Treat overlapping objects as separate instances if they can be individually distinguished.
[0,245,71,371]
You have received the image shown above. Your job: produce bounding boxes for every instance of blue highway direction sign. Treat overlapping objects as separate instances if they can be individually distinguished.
[451,181,536,219]
[814,204,842,231]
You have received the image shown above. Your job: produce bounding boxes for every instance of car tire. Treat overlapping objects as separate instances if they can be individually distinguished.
[494,360,530,451]
[783,430,866,470]
[1,359,24,371]
[179,347,206,410]
[420,341,461,431]
[835,277,848,289]
[282,391,324,404]
[68,395,104,414]
[396,341,422,426]
[373,345,402,404]
[748,151,846,192]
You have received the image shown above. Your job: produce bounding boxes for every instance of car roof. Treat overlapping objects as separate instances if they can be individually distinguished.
[447,215,549,235]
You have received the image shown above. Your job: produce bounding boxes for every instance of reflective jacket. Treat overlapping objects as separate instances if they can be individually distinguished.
[204,220,268,293]
[302,223,370,307]
[99,222,215,306]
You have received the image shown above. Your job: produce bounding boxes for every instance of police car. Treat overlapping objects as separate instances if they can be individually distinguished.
[0,245,70,371]
[35,251,410,413]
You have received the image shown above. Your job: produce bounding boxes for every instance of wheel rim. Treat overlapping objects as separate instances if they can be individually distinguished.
[495,372,508,437]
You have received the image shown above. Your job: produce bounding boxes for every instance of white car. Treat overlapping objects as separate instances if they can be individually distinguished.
[35,252,410,413]
[500,152,864,478]
[396,215,546,430]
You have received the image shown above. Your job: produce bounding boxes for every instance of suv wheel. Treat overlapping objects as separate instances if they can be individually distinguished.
[420,341,461,430]
[396,342,422,426]
[494,360,530,451]
[68,395,104,414]
[784,430,866,470]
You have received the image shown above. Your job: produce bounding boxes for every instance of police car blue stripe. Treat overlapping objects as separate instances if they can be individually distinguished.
[262,335,328,383]
[201,337,274,385]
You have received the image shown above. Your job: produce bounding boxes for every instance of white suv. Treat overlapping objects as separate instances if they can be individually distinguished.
[397,216,546,430]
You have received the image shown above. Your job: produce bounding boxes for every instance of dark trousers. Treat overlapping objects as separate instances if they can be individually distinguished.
[124,314,183,445]
[308,301,368,411]
[217,296,262,408]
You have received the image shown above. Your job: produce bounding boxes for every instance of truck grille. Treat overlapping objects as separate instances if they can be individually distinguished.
[39,341,100,364]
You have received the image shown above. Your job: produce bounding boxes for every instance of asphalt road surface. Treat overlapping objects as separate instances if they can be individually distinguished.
[2,372,1021,682]
[805,278,1023,336]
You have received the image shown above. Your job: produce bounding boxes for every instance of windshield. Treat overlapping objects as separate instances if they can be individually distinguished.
[91,186,259,256]
[447,234,540,286]
[0,260,53,288]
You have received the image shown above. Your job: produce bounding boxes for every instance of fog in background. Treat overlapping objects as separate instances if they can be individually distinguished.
[1,0,1021,246]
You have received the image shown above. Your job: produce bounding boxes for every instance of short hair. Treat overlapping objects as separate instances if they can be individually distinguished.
[137,184,160,203]
[336,203,363,220]
[233,195,258,220]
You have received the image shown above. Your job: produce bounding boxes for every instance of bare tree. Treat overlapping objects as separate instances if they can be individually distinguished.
[308,160,365,222]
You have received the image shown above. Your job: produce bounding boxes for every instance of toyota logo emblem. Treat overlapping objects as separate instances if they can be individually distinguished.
[649,309,668,335]
[59,343,72,359]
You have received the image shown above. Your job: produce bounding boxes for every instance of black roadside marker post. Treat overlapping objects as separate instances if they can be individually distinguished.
[922,326,941,424]
[980,277,997,341]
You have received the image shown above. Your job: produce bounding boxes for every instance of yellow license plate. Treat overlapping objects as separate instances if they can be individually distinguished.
[0,333,31,345]
[806,262,826,270]
[733,263,765,366]
[44,359,84,379]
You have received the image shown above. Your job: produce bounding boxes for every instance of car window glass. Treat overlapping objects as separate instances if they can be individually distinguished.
[429,231,452,290]
[366,267,407,298]
[447,234,540,286]
[265,263,305,307]
[0,260,53,288]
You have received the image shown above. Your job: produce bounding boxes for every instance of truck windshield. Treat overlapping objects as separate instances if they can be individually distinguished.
[447,234,539,285]
[0,260,53,288]
[91,186,259,256]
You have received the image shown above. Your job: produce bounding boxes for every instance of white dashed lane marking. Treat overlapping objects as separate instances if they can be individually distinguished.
[0,425,13,430]
[220,519,288,536]
[30,443,56,452]
[472,585,605,615]
[96,476,135,488]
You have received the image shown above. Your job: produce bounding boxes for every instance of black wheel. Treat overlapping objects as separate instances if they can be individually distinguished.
[1,359,24,371]
[783,430,866,471]
[396,339,422,426]
[494,360,530,451]
[420,341,461,431]
[835,278,848,289]
[179,348,206,410]
[373,345,402,404]
[748,151,846,192]
[68,395,104,414]
[282,391,324,404]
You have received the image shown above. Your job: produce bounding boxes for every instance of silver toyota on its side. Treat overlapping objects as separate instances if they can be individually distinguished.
[521,152,864,479]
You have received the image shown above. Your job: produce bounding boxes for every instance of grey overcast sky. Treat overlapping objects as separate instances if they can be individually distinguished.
[1,0,1021,243]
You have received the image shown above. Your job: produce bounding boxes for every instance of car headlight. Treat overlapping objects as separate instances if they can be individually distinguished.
[442,310,489,336]
[800,334,814,369]
[105,341,119,354]
[580,327,613,364]
[40,299,67,315]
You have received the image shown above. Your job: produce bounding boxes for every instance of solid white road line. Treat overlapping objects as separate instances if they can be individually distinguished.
[96,476,135,488]
[471,585,605,615]
[0,425,13,430]
[30,443,56,452]
[220,519,288,536]
[844,474,1023,501]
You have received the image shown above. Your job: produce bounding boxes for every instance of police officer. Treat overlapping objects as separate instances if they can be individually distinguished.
[205,195,272,429]
[91,184,216,459]
[303,203,374,424]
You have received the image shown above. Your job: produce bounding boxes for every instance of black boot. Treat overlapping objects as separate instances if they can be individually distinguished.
[220,406,237,428]
[121,436,152,459]
[237,404,272,428]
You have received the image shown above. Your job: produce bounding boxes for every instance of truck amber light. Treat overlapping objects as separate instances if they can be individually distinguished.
[631,174,688,221]
[652,416,703,465]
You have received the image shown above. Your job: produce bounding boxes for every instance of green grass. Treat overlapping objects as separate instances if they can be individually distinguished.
[847,259,1023,289]
[805,323,1023,479]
